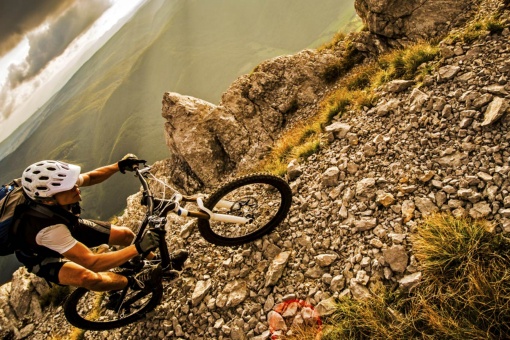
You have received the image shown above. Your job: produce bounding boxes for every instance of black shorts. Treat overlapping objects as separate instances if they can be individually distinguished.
[18,219,112,284]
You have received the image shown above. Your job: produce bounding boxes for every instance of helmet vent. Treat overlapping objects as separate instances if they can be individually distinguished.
[46,167,57,171]
[36,186,47,191]
[24,177,32,183]
[51,183,61,187]
[39,176,49,180]
[33,170,41,174]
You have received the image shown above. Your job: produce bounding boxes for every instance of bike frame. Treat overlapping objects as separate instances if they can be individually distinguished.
[132,165,252,271]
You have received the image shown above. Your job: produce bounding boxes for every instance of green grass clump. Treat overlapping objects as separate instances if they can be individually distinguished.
[321,214,510,339]
[486,17,505,34]
[321,87,353,123]
[261,120,322,175]
[445,16,506,44]
[373,43,439,85]
[322,43,364,83]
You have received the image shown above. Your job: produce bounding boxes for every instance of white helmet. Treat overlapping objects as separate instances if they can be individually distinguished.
[22,160,81,200]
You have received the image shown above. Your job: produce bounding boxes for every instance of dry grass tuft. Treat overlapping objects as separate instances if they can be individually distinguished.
[445,16,506,45]
[322,214,510,339]
[322,42,365,83]
[372,42,439,86]
[259,40,437,175]
[261,119,323,175]
[278,323,323,340]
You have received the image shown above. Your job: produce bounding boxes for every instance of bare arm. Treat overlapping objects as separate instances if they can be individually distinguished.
[63,242,139,272]
[80,163,120,187]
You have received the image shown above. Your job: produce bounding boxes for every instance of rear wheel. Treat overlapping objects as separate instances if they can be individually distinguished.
[64,282,163,330]
[198,174,292,246]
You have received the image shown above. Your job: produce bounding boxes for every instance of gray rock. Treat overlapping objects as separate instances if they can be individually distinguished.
[376,99,400,116]
[330,275,346,292]
[402,200,416,223]
[354,0,478,40]
[469,202,492,219]
[287,159,303,181]
[385,80,415,93]
[9,268,33,319]
[481,97,509,126]
[223,280,249,307]
[435,152,468,167]
[192,280,212,306]
[384,245,409,273]
[398,272,422,291]
[356,178,376,197]
[322,167,340,187]
[349,281,371,299]
[354,217,378,232]
[414,197,439,216]
[315,296,337,316]
[315,254,339,267]
[324,122,352,138]
[437,65,461,82]
[265,252,291,287]
[472,93,493,109]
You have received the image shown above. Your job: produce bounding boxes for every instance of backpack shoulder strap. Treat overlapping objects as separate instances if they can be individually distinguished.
[24,203,72,224]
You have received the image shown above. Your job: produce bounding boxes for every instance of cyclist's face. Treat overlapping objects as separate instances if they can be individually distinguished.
[54,184,81,205]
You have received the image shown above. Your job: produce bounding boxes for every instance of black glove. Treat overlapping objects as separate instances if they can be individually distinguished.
[118,154,146,173]
[135,230,160,254]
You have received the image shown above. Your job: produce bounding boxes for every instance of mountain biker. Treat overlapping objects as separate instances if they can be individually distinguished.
[14,156,188,292]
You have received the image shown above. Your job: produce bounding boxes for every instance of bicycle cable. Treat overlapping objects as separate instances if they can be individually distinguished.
[147,173,179,212]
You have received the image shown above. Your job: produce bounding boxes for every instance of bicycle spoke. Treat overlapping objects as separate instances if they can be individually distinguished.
[209,183,282,239]
[70,288,156,326]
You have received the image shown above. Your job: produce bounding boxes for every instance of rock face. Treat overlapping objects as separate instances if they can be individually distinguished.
[161,49,339,189]
[354,0,480,41]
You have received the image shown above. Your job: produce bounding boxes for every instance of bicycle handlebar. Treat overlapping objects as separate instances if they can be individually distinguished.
[133,164,251,225]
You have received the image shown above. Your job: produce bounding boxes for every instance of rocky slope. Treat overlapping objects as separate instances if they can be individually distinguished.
[1,0,509,339]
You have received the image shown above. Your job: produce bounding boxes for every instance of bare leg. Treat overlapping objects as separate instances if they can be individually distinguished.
[59,262,128,291]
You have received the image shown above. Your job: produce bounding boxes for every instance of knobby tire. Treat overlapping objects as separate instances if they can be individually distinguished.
[197,173,292,246]
[64,283,163,330]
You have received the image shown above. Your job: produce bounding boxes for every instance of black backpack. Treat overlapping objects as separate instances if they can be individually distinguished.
[0,179,29,256]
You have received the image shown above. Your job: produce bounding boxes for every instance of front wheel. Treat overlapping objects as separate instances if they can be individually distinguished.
[64,283,163,330]
[198,173,292,246]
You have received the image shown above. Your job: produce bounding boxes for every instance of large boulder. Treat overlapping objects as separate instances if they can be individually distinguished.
[161,50,339,187]
[354,0,480,41]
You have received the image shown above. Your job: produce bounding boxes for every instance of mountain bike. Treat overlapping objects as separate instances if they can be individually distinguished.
[63,163,292,330]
